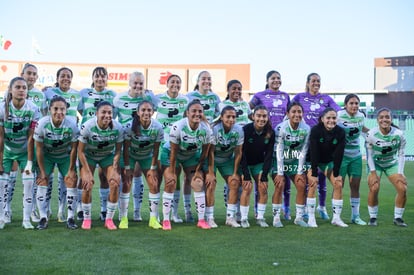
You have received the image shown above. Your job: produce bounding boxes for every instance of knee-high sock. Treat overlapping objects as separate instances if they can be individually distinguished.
[283,175,291,209]
[36,186,48,219]
[162,192,174,221]
[22,173,35,221]
[318,172,327,207]
[58,172,67,214]
[119,192,130,218]
[132,176,144,212]
[66,187,77,220]
[6,171,16,212]
[194,191,206,220]
[149,192,160,218]
[0,173,9,220]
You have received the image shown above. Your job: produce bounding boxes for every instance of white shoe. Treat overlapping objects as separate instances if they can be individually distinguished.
[241,219,250,228]
[133,210,142,222]
[331,218,348,227]
[256,218,269,228]
[225,217,241,228]
[207,218,218,228]
[22,220,34,230]
[294,218,308,227]
[272,217,284,228]
[172,215,183,223]
[307,218,318,228]
[31,210,41,223]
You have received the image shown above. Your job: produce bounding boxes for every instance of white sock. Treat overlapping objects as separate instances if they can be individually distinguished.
[194,191,206,220]
[36,185,48,219]
[77,188,83,213]
[82,203,92,220]
[183,193,192,216]
[47,174,54,215]
[22,173,34,221]
[227,203,237,219]
[223,184,228,207]
[58,172,67,214]
[295,204,305,220]
[332,199,343,220]
[271,204,282,220]
[106,201,117,220]
[394,207,405,219]
[368,205,378,218]
[6,171,16,212]
[350,197,360,217]
[132,176,144,212]
[149,192,160,218]
[205,206,214,220]
[0,173,9,220]
[257,203,267,219]
[173,190,181,217]
[240,205,249,220]
[99,188,109,212]
[66,188,77,220]
[119,192,130,218]
[162,192,174,221]
[306,198,317,220]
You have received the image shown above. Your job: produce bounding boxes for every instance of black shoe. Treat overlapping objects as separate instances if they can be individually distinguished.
[67,218,78,230]
[393,218,407,227]
[37,218,48,230]
[368,218,377,226]
[77,211,84,221]
[99,211,107,221]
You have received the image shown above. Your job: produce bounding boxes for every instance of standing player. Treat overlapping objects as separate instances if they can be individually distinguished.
[0,77,41,229]
[366,108,408,227]
[293,73,341,220]
[337,94,368,225]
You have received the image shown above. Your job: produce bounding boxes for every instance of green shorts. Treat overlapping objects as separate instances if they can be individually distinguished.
[2,150,28,173]
[215,158,241,177]
[130,157,152,171]
[86,155,114,169]
[318,162,334,175]
[373,163,399,178]
[247,163,263,179]
[160,147,200,169]
[339,155,362,178]
[42,155,71,176]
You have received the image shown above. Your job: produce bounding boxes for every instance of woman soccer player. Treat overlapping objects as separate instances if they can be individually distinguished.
[78,101,123,230]
[34,96,79,230]
[307,107,347,227]
[366,108,408,227]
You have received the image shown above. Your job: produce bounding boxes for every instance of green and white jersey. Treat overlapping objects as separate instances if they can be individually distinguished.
[45,87,81,122]
[0,100,41,153]
[113,90,158,128]
[28,87,47,114]
[124,118,163,160]
[168,118,212,161]
[274,120,310,175]
[218,99,251,126]
[366,126,405,174]
[34,116,79,159]
[211,122,244,164]
[187,90,221,123]
[337,109,365,158]
[78,117,124,161]
[155,92,189,142]
[78,88,117,125]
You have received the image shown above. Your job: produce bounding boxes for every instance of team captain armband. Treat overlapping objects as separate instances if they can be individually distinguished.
[30,120,38,129]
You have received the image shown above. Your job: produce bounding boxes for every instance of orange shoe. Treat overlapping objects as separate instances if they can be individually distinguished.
[197,219,211,229]
[162,220,172,230]
[105,219,117,230]
[82,219,92,230]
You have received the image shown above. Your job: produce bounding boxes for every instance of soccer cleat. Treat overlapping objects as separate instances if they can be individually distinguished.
[256,218,269,228]
[81,219,92,230]
[317,206,330,220]
[149,217,162,229]
[307,218,318,228]
[57,211,66,223]
[207,218,218,228]
[185,212,194,223]
[99,211,107,221]
[225,217,241,228]
[172,215,183,223]
[294,218,308,227]
[37,217,48,230]
[119,217,129,229]
[272,218,283,228]
[352,216,367,226]
[196,219,211,229]
[283,206,291,220]
[77,211,84,221]
[0,220,5,230]
[331,218,349,227]
[66,218,78,230]
[22,220,34,230]
[31,210,41,223]
[162,220,172,230]
[104,219,117,230]
[368,218,377,226]
[393,218,407,227]
[240,219,250,228]
[4,211,12,224]
[133,210,142,222]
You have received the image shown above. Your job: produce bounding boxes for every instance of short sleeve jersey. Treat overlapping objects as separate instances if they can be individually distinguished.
[124,118,164,160]
[78,117,124,160]
[187,90,221,123]
[78,88,117,124]
[336,109,365,158]
[169,118,212,161]
[34,116,79,159]
[218,99,251,126]
[155,92,189,142]
[274,120,310,175]
[0,100,41,153]
[292,92,340,127]
[28,87,47,113]
[45,87,81,122]
[249,89,290,128]
[211,122,244,164]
